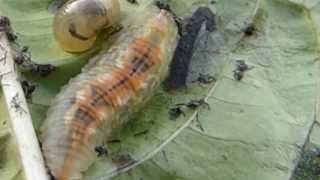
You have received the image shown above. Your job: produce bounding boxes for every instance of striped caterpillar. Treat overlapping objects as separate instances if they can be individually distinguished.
[53,0,120,52]
[41,6,178,180]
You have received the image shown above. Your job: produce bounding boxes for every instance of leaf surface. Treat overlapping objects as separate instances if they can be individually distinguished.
[2,0,317,180]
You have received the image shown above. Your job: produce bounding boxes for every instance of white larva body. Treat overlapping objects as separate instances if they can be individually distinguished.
[41,8,178,180]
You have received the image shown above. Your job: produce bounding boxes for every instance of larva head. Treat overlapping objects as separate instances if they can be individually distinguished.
[53,0,120,52]
[150,10,176,35]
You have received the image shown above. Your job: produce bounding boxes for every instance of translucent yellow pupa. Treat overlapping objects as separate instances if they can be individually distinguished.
[53,0,120,52]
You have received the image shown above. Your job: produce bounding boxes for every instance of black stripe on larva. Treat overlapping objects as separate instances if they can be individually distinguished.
[130,58,145,76]
[165,7,216,89]
[74,108,95,125]
[140,60,151,73]
[90,86,110,106]
[69,23,90,41]
[88,41,155,108]
[104,51,152,92]
[130,46,153,75]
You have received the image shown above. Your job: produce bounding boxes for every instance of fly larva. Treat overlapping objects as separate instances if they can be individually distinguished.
[41,8,178,180]
[53,0,120,52]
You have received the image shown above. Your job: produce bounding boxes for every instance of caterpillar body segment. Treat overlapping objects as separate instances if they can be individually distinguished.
[41,9,178,180]
[53,0,120,52]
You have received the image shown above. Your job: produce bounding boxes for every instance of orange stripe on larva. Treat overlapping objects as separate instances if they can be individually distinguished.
[59,136,81,180]
[70,121,86,134]
[92,83,115,108]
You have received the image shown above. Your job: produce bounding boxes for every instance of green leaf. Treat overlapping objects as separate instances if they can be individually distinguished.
[114,0,320,179]
[1,0,319,179]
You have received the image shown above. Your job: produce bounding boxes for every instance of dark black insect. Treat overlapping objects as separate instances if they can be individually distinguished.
[6,31,18,42]
[0,16,17,42]
[243,23,256,36]
[236,60,249,71]
[1,18,56,76]
[94,145,108,157]
[155,1,171,12]
[210,0,216,4]
[48,170,56,180]
[176,98,210,110]
[233,69,243,81]
[14,46,56,76]
[14,46,30,64]
[192,73,216,84]
[233,60,251,81]
[169,106,186,120]
[0,16,11,32]
[31,63,56,76]
[165,7,216,89]
[154,1,182,33]
[20,80,36,99]
[127,0,138,4]
[169,98,210,120]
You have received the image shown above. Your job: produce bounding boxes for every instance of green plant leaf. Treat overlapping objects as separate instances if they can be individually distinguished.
[113,0,320,179]
[2,0,319,180]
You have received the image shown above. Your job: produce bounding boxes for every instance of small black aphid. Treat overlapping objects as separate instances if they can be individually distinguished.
[155,1,185,37]
[31,63,56,77]
[14,46,30,64]
[233,69,243,81]
[233,60,250,81]
[0,16,17,42]
[193,73,216,84]
[176,98,210,110]
[169,98,210,120]
[94,145,108,157]
[0,16,11,32]
[210,0,216,4]
[243,23,256,36]
[127,0,138,4]
[155,1,171,12]
[6,32,17,42]
[48,170,56,180]
[14,46,56,76]
[236,60,249,71]
[20,80,36,99]
[169,106,186,120]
